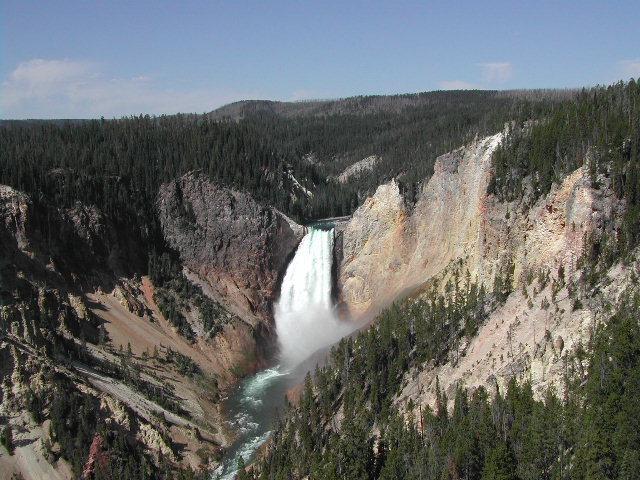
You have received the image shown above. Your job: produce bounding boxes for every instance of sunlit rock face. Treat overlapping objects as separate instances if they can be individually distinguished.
[336,130,622,405]
[338,130,614,320]
[337,133,504,320]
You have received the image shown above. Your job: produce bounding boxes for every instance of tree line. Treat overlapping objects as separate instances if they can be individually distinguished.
[489,80,640,257]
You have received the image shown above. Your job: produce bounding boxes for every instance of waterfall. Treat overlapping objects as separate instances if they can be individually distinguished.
[275,227,353,368]
[213,225,355,480]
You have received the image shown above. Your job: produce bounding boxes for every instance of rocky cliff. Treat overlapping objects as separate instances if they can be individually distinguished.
[1,176,305,478]
[0,184,232,477]
[337,131,624,406]
[338,133,504,319]
[157,172,305,328]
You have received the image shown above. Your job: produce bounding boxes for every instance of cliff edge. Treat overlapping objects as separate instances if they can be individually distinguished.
[157,172,305,329]
[337,130,622,405]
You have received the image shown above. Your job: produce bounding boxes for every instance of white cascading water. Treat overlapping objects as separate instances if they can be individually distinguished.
[275,227,354,368]
[213,226,354,480]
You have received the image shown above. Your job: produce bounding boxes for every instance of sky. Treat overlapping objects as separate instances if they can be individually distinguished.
[1,0,639,119]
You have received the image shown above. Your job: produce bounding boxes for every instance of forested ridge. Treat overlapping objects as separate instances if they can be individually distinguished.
[0,116,312,264]
[220,90,568,216]
[0,90,564,232]
[490,80,640,257]
[3,82,640,479]
[245,81,640,479]
[0,90,561,288]
[250,282,640,480]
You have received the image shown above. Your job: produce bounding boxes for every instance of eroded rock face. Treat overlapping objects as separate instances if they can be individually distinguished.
[335,155,380,183]
[339,133,503,319]
[338,131,618,320]
[0,184,140,287]
[157,173,305,327]
[0,185,32,254]
[337,130,624,408]
[3,180,305,475]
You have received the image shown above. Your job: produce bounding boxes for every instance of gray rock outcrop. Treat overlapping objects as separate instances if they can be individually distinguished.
[157,173,305,327]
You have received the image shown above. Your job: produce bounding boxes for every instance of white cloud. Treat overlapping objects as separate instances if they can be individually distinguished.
[1,58,247,119]
[9,59,92,91]
[619,59,640,79]
[439,80,480,90]
[439,62,514,91]
[477,62,513,84]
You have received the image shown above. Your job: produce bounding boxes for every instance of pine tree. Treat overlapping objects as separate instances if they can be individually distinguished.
[1,425,14,454]
[236,456,251,480]
[481,442,519,480]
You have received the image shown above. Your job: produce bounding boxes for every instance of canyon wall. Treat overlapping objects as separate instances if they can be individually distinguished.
[337,131,622,405]
[338,131,616,319]
[338,133,503,319]
[157,172,304,328]
[1,177,306,477]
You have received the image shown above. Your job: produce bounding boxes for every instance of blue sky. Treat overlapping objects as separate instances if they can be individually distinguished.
[1,0,639,118]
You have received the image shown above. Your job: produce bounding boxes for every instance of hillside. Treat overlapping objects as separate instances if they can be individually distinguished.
[0,177,302,478]
[1,80,639,479]
[207,90,576,121]
[251,80,640,479]
[209,90,573,219]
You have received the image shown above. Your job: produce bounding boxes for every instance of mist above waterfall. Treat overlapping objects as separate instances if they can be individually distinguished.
[275,227,355,368]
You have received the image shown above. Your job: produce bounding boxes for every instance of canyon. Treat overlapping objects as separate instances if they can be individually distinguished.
[335,129,626,411]
[0,175,305,477]
[1,121,636,478]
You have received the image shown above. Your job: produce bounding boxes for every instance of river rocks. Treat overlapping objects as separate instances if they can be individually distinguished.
[157,173,304,326]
